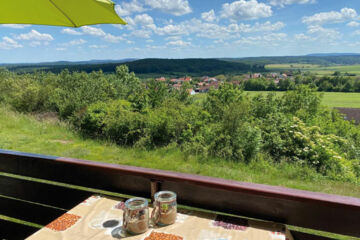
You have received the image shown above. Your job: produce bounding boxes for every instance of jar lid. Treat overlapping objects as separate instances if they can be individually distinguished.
[125,198,148,210]
[154,191,176,202]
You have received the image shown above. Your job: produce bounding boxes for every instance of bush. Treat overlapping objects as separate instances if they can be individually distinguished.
[76,100,146,145]
[51,70,114,118]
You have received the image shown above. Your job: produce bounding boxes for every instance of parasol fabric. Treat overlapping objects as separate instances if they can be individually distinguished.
[0,0,126,27]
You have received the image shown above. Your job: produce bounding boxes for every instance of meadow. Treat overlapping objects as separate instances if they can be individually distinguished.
[266,63,360,76]
[245,91,360,108]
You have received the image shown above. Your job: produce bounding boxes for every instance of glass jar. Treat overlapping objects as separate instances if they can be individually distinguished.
[152,191,177,226]
[123,198,149,235]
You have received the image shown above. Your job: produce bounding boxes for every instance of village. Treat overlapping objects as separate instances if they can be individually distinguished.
[155,71,295,94]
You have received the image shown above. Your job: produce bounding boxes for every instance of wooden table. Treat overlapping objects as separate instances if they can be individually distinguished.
[27,195,294,240]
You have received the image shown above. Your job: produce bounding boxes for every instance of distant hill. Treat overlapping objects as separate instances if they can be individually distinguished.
[0,58,137,67]
[223,55,360,66]
[306,53,360,57]
[5,58,264,76]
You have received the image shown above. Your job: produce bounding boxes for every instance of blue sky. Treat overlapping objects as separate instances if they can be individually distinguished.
[2,0,360,63]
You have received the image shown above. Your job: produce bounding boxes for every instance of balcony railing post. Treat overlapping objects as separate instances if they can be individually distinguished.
[150,180,162,203]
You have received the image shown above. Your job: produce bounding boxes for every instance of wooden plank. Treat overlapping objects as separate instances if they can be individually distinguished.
[291,231,338,240]
[0,219,39,240]
[1,149,360,237]
[0,196,65,226]
[0,175,91,209]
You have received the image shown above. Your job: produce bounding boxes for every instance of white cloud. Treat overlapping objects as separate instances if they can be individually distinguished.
[307,25,340,39]
[269,0,315,7]
[352,30,360,36]
[294,33,314,41]
[166,40,191,47]
[228,21,285,33]
[89,45,108,49]
[202,10,216,22]
[126,14,157,31]
[234,33,287,46]
[1,24,30,29]
[115,0,146,16]
[295,25,340,43]
[303,8,357,26]
[166,36,182,41]
[61,28,82,35]
[221,0,272,21]
[144,0,192,16]
[154,18,284,41]
[347,21,360,27]
[0,37,23,49]
[155,24,188,36]
[61,39,87,46]
[62,26,123,43]
[29,41,42,47]
[134,14,156,29]
[55,47,66,51]
[81,26,106,37]
[16,30,54,41]
[103,33,125,43]
[131,29,152,38]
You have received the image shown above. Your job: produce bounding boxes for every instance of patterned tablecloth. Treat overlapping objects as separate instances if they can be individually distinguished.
[27,195,294,240]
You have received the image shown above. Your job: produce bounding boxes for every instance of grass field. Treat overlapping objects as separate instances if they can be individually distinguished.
[266,63,360,76]
[245,91,360,108]
[266,64,320,70]
[196,92,360,108]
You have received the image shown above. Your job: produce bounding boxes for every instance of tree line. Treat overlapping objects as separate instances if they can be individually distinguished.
[243,73,360,92]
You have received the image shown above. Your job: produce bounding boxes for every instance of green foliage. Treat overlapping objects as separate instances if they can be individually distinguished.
[146,79,168,108]
[51,70,115,118]
[1,66,360,183]
[281,85,322,118]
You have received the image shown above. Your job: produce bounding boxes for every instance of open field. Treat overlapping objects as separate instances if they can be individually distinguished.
[196,92,360,108]
[0,104,360,199]
[245,91,360,108]
[266,64,320,70]
[266,63,360,76]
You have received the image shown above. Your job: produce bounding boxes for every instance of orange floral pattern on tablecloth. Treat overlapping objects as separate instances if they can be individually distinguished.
[143,231,183,240]
[46,213,81,232]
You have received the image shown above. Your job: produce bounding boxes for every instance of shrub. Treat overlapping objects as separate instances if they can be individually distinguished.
[76,100,146,145]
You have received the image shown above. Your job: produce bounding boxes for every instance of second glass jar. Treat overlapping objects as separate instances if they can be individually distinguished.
[152,191,177,226]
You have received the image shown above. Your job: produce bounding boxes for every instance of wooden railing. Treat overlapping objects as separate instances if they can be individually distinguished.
[1,149,360,239]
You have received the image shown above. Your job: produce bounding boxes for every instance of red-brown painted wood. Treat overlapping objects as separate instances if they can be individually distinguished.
[0,149,359,237]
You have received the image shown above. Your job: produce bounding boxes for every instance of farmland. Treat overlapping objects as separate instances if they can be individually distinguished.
[245,91,360,108]
[266,63,360,76]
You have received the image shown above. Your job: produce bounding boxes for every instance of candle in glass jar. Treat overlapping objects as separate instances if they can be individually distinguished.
[123,198,149,235]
